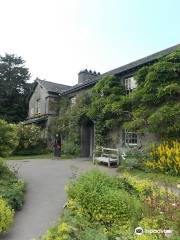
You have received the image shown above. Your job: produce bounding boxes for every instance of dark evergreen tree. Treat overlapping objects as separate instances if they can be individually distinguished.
[0,54,33,122]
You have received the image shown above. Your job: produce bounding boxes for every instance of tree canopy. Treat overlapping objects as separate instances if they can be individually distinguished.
[0,54,33,122]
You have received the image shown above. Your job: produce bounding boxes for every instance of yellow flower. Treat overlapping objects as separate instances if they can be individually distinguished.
[58,222,70,233]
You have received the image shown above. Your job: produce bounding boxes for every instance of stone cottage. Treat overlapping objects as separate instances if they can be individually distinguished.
[26,44,180,157]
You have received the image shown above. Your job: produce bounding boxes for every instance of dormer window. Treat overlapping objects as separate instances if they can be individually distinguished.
[124,77,137,95]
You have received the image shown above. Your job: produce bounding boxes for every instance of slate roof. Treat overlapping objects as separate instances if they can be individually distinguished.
[61,77,99,95]
[37,79,71,94]
[103,43,180,76]
[62,43,180,95]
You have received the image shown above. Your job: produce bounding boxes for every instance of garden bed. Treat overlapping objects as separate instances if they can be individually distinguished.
[118,168,180,191]
[0,159,25,234]
[39,169,180,240]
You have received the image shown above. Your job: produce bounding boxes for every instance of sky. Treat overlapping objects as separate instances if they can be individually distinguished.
[0,0,179,86]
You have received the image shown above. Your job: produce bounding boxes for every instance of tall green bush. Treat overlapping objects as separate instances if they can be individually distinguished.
[0,119,19,157]
[66,170,142,227]
[15,123,47,155]
[0,159,25,211]
[16,123,41,149]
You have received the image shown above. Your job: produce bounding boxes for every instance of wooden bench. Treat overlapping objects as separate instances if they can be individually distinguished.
[93,147,120,167]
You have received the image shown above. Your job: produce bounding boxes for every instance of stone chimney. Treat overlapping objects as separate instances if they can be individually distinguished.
[78,69,100,84]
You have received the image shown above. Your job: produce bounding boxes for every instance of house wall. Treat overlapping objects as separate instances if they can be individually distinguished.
[46,95,59,115]
[27,61,161,156]
[28,84,49,118]
[106,125,159,153]
[28,85,59,118]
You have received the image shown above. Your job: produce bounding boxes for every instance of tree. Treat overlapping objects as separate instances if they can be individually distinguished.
[0,54,32,122]
[124,48,180,139]
[0,119,19,157]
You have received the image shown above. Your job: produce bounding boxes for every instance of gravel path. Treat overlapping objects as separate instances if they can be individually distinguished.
[0,158,117,240]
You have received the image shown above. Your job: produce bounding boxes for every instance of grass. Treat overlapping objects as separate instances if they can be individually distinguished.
[119,168,180,187]
[6,153,76,160]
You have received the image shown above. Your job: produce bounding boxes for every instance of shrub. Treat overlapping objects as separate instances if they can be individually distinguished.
[16,123,41,149]
[0,159,25,211]
[0,119,19,157]
[62,140,80,156]
[0,198,14,234]
[135,216,180,240]
[79,228,108,240]
[119,149,149,171]
[121,173,180,236]
[15,123,47,155]
[40,169,179,240]
[145,141,180,176]
[0,159,10,177]
[1,180,26,210]
[66,170,143,228]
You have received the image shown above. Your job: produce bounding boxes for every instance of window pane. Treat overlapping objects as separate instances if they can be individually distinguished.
[124,130,138,145]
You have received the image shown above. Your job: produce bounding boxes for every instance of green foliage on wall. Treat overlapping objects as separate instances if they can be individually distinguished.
[51,92,92,155]
[124,48,180,139]
[87,75,126,145]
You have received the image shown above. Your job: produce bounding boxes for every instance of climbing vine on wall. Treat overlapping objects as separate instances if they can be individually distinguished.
[124,48,180,139]
[87,75,126,145]
[50,92,92,155]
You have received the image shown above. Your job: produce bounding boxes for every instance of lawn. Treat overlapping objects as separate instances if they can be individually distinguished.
[6,153,76,160]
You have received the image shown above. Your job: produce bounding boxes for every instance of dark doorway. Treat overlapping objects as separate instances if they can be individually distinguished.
[80,119,94,158]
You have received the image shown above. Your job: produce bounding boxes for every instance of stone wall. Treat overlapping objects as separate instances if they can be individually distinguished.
[106,125,159,153]
[28,85,59,118]
[28,84,49,118]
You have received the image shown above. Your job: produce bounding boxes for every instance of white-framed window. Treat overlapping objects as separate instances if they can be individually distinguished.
[71,97,76,105]
[124,77,137,95]
[124,129,138,146]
